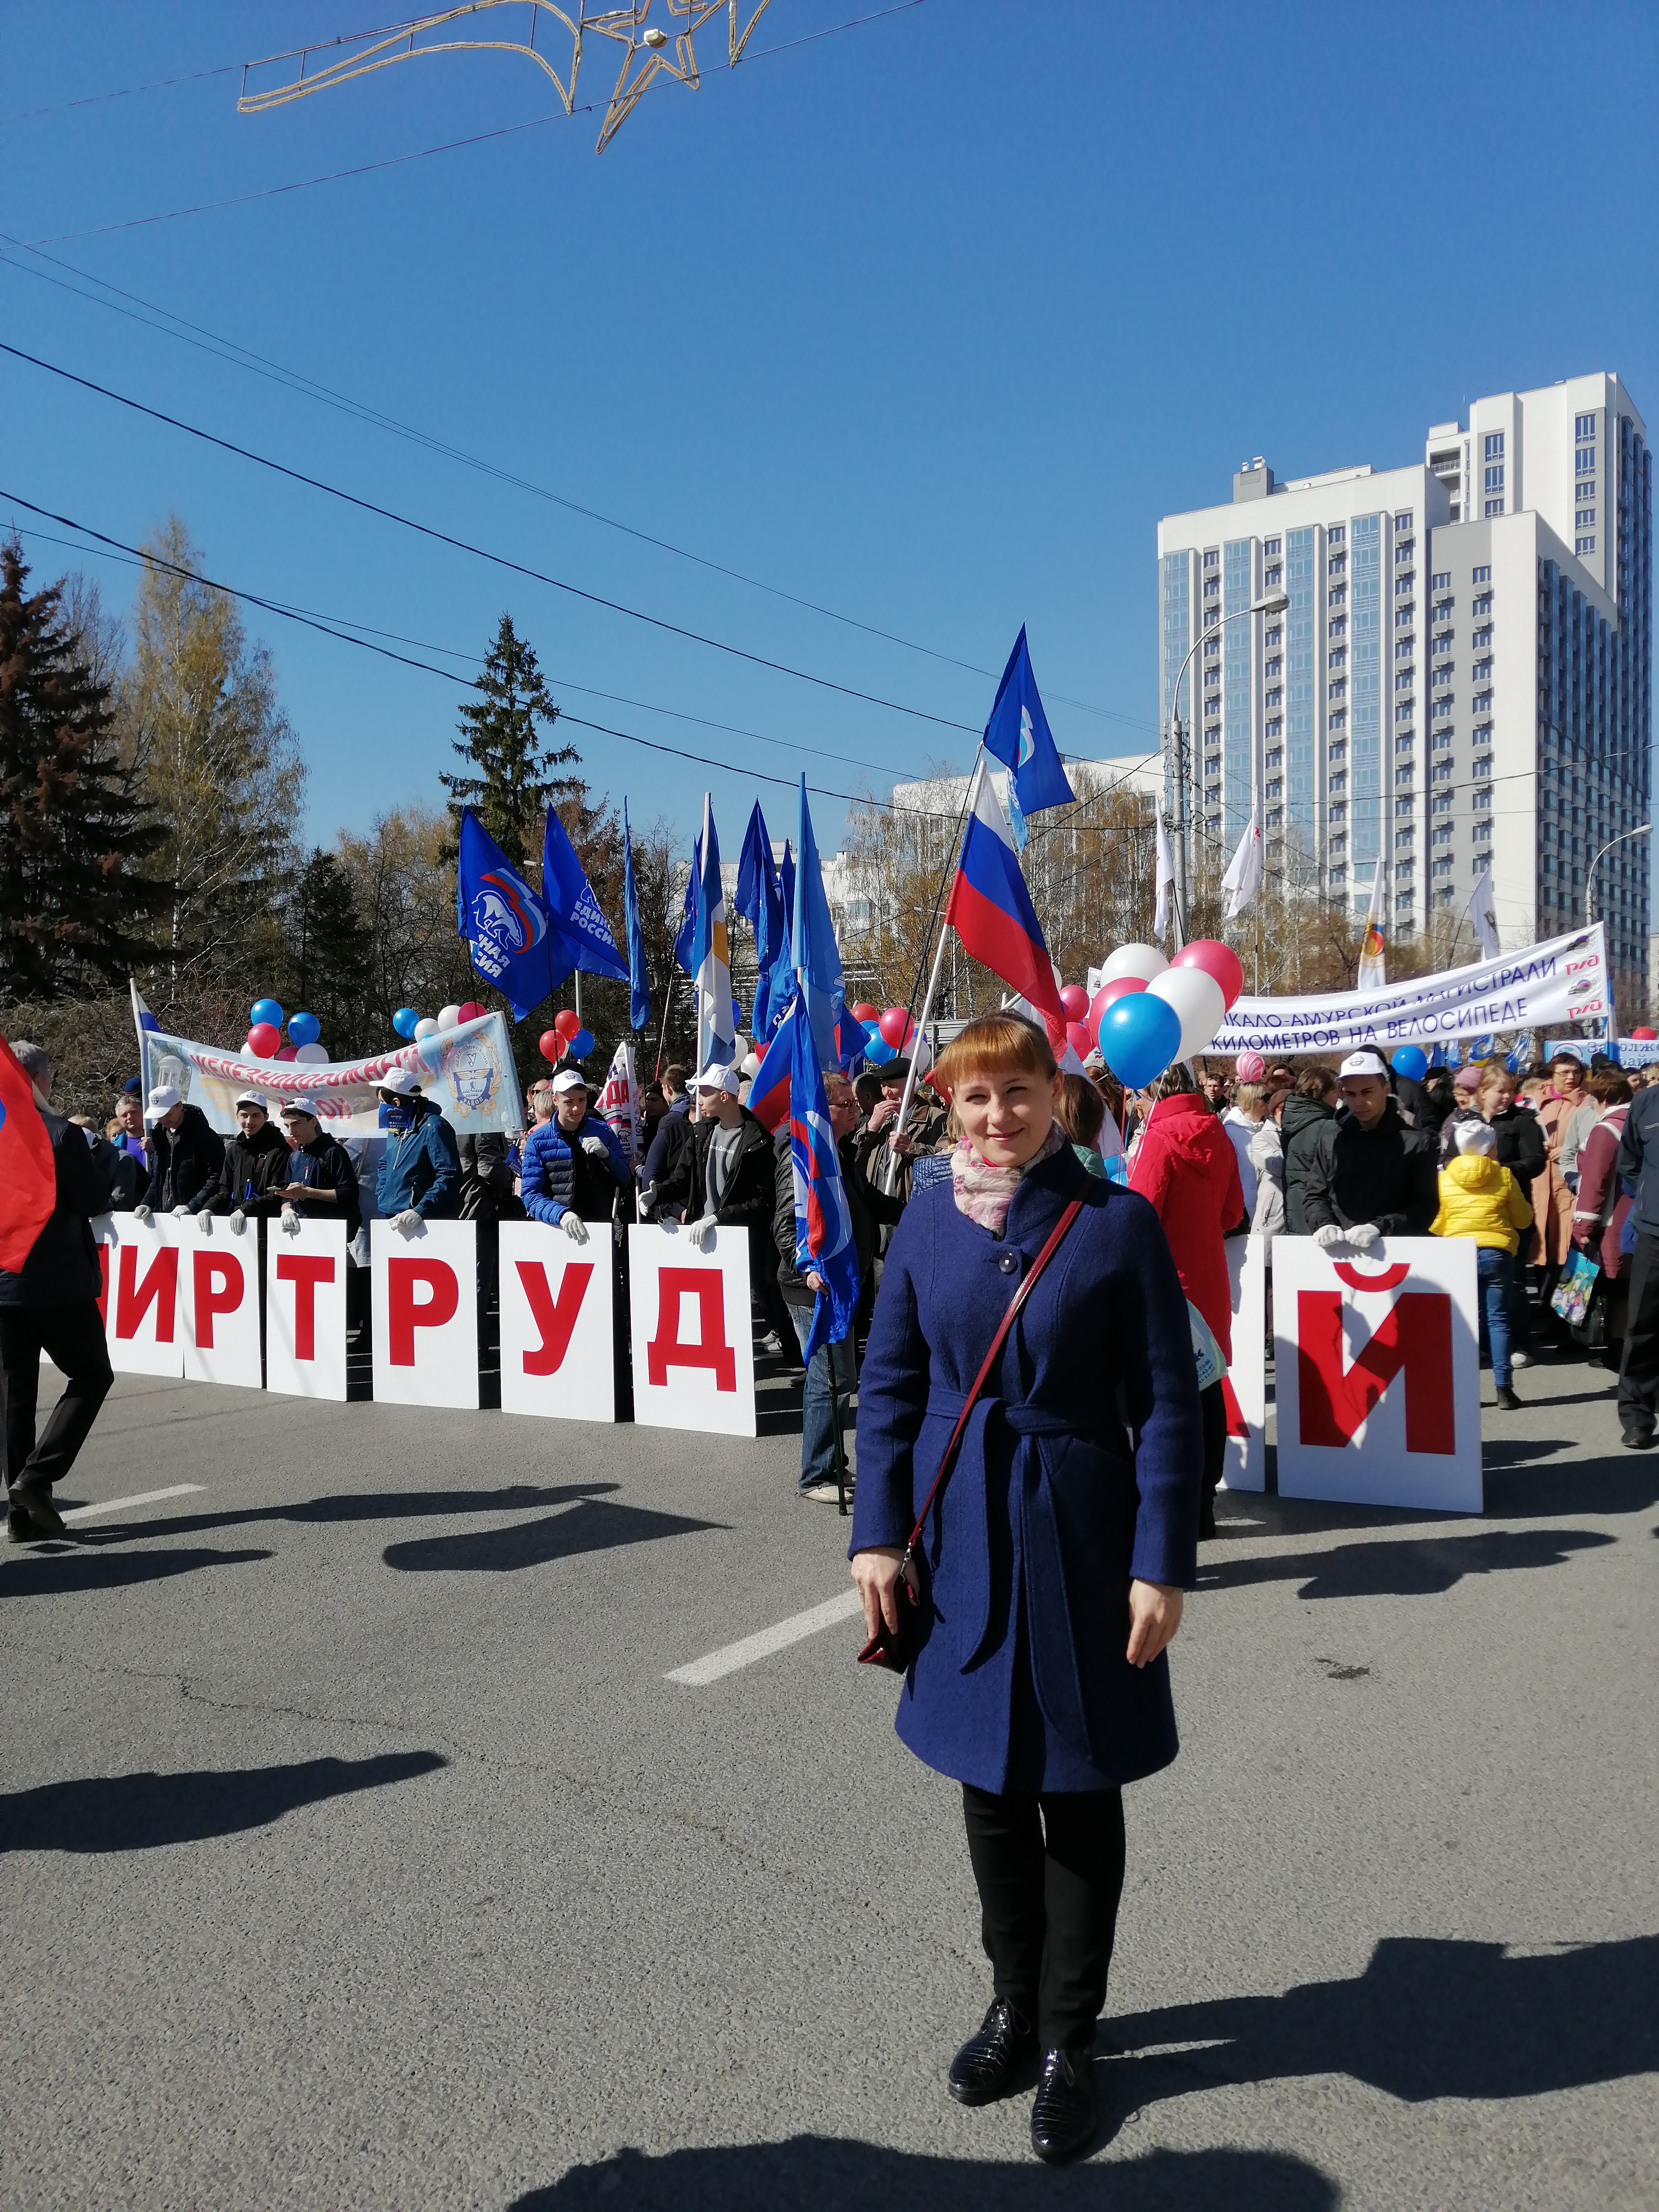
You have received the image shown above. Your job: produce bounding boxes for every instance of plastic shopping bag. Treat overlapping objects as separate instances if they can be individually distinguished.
[1551,1249,1599,1328]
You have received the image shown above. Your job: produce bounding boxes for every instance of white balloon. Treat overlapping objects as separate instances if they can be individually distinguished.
[1147,967,1226,1064]
[437,1004,462,1031]
[1101,942,1170,985]
[414,1017,440,1040]
[740,1052,760,1077]
[292,1041,329,1065]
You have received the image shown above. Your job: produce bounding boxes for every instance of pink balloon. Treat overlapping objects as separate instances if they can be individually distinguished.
[1172,938,1246,1010]
[1058,982,1090,1023]
[878,1006,914,1049]
[1065,1021,1093,1061]
[275,1044,299,1062]
[1088,978,1144,1041]
[1235,1050,1266,1082]
[458,1000,486,1022]
[246,1022,281,1058]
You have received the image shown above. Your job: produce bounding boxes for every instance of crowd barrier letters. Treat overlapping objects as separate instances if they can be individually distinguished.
[628,1224,757,1439]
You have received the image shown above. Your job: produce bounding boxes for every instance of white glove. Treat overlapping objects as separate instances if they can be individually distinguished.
[690,1215,718,1253]
[394,1209,423,1236]
[229,1209,248,1236]
[132,1202,153,1224]
[638,1181,658,1213]
[559,1211,590,1245]
[195,1210,213,1234]
[1313,1224,1346,1250]
[171,1204,193,1219]
[280,1204,301,1236]
[1346,1222,1381,1251]
[580,1134,610,1158]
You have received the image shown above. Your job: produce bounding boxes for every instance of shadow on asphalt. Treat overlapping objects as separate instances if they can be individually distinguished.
[71,1484,622,1548]
[382,1497,725,1573]
[1110,1932,1659,2105]
[510,2141,1337,2211]
[0,1546,272,1598]
[1,1750,446,1853]
[1197,1526,1613,1599]
[1485,1451,1659,1519]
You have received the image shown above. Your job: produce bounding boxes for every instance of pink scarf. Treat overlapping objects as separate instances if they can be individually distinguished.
[950,1122,1066,1235]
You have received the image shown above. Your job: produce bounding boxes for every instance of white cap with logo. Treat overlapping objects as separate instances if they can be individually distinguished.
[691,1064,740,1096]
[143,1083,181,1123]
[1338,1050,1390,1081]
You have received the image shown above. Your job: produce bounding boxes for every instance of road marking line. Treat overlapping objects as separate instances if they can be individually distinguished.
[61,1484,206,1524]
[667,1588,864,1686]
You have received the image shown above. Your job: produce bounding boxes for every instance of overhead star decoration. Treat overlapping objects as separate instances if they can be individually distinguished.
[239,0,775,156]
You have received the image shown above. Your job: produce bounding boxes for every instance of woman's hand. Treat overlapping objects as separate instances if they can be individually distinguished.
[852,1545,916,1643]
[1126,1580,1184,1669]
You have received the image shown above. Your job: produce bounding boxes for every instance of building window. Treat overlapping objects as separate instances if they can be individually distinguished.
[1576,507,1596,528]
[1394,512,1413,531]
[1395,766,1414,788]
[1203,577,1220,598]
[1575,412,1596,440]
[1395,540,1414,563]
[1576,447,1595,476]
[1485,498,1504,517]
[1395,734,1415,756]
[1203,549,1219,568]
[1328,524,1346,545]
[1432,572,1451,589]
[1473,590,1493,614]
[1484,432,1505,461]
[1577,535,1596,554]
[1263,538,1281,556]
[1395,830,1415,849]
[1471,565,1491,583]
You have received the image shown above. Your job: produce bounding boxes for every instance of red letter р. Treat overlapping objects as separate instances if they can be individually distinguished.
[647,1268,737,1392]
[117,1240,178,1342]
[191,1250,244,1350]
[388,1257,459,1366]
[276,1253,335,1362]
[1297,1289,1455,1455]
[517,1260,591,1378]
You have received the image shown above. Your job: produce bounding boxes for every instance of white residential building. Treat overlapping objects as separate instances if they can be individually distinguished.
[1157,372,1652,1009]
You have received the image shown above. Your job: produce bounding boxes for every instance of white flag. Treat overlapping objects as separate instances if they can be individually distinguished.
[1356,857,1388,990]
[1221,804,1262,918]
[1153,815,1177,941]
[1464,862,1500,960]
[598,1039,640,1164]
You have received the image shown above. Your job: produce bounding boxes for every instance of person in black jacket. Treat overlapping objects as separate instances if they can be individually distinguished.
[664,1066,799,1357]
[638,1064,694,1220]
[0,1042,114,1541]
[136,1083,224,1220]
[1280,1067,1339,1234]
[1303,1050,1439,1246]
[1614,1080,1659,1447]
[772,1068,903,1497]
[203,1091,291,1232]
[270,1099,360,1239]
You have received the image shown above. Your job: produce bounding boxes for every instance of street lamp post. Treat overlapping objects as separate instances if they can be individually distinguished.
[1586,821,1651,1039]
[1163,590,1288,925]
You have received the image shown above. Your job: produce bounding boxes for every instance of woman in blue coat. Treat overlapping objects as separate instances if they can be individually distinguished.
[850,1014,1202,2164]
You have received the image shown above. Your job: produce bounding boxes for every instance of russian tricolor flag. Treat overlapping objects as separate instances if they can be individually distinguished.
[945,764,1064,1023]
[745,997,798,1135]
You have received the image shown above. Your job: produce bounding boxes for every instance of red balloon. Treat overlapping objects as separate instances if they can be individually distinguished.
[850,1001,880,1025]
[538,1029,563,1064]
[1065,1021,1093,1061]
[1058,983,1090,1023]
[554,1008,582,1041]
[246,1022,281,1058]
[1633,1026,1658,1040]
[458,1000,486,1022]
[1172,938,1246,1010]
[1087,979,1144,1041]
[275,1045,299,1062]
[878,1006,914,1049]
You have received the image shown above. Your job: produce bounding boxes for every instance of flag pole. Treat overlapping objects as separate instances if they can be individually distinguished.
[884,921,951,1190]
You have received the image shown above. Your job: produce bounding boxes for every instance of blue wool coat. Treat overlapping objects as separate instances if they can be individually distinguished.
[849,1144,1203,1796]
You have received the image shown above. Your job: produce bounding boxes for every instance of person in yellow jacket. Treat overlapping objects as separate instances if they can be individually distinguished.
[1431,1119,1534,1409]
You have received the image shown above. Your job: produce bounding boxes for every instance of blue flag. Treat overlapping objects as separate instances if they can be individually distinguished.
[790,777,843,1071]
[763,840,796,1039]
[790,998,860,1362]
[623,801,651,1032]
[541,806,628,982]
[689,795,737,1072]
[981,626,1074,850]
[1504,1032,1534,1073]
[673,831,701,977]
[735,801,786,1041]
[456,809,570,1020]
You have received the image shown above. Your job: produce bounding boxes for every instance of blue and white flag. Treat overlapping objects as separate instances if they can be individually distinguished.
[1504,1032,1535,1073]
[763,840,796,1039]
[689,795,737,1072]
[622,800,651,1032]
[541,805,628,982]
[456,809,569,1020]
[735,801,786,1042]
[790,998,860,1361]
[790,776,843,1071]
[980,626,1073,850]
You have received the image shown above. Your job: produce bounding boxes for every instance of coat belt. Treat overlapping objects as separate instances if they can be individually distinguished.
[924,1386,1091,1439]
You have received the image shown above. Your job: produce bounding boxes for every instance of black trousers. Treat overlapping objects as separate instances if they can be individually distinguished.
[961,1783,1126,2053]
[1200,1377,1227,1502]
[0,1299,114,1494]
[1616,1231,1659,1429]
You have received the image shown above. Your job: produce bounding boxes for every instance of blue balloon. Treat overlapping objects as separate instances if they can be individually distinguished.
[569,1027,595,1061]
[250,997,284,1028]
[1098,993,1182,1090]
[288,1011,321,1047]
[392,1007,420,1040]
[1391,1046,1428,1081]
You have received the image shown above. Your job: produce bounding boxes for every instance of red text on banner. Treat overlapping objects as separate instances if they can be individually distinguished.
[516,1260,592,1378]
[117,1242,178,1342]
[191,1250,245,1348]
[1296,1289,1455,1455]
[647,1269,737,1392]
[388,1257,460,1366]
[276,1252,336,1363]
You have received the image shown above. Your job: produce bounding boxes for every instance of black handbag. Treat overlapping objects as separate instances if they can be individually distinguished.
[857,1195,1086,1673]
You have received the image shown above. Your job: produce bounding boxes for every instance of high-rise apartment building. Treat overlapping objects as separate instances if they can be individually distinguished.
[1156,373,1651,1009]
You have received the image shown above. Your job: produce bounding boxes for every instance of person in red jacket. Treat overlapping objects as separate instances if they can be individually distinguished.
[1128,1062,1246,1539]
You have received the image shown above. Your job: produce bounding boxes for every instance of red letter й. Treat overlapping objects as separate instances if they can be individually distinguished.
[1296,1289,1455,1455]
[387,1257,459,1366]
[276,1253,336,1362]
[116,1240,178,1341]
[191,1249,245,1349]
[517,1260,592,1378]
[647,1267,737,1392]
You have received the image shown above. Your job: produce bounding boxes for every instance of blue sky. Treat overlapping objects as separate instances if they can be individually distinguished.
[4,0,1656,874]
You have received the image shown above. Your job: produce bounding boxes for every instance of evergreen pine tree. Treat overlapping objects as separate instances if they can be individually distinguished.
[440,613,575,865]
[285,846,371,1050]
[0,539,170,999]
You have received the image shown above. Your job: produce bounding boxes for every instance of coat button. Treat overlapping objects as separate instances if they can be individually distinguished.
[998,1250,1020,1275]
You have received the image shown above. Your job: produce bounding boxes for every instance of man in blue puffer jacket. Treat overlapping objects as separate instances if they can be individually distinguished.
[374,1068,461,1235]
[521,1068,632,1246]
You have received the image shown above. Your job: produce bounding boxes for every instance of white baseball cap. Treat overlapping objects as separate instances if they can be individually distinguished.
[691,1064,740,1095]
[1338,1050,1390,1080]
[233,1090,269,1112]
[550,1068,587,1095]
[279,1097,321,1119]
[143,1082,181,1123]
[377,1066,420,1096]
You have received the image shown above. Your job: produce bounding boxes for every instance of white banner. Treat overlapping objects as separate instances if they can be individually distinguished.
[628,1224,756,1439]
[178,1221,263,1391]
[95,1213,184,1378]
[370,1218,479,1409]
[1272,1236,1481,1512]
[1219,1236,1266,1493]
[1212,924,1609,1059]
[266,1218,349,1402]
[498,1223,616,1423]
[139,1008,524,1140]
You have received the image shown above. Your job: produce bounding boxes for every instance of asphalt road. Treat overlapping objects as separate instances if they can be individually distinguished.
[3,1338,1656,2211]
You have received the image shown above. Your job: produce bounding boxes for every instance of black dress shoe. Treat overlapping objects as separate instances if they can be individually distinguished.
[1030,2046,1097,2164]
[947,1998,1036,2105]
[8,1485,67,1539]
[1620,1422,1656,1450]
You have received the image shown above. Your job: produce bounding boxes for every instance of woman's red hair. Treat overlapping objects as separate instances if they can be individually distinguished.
[931,1014,1057,1098]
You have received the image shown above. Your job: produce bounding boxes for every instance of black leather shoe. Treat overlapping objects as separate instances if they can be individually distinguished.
[1030,2046,1097,2164]
[8,1485,67,1540]
[1620,1422,1656,1451]
[947,1999,1036,2105]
